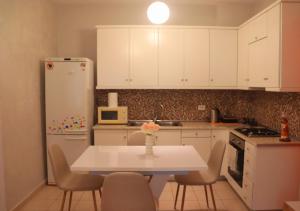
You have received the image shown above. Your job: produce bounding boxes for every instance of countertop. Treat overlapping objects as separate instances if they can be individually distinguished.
[93,121,243,130]
[93,121,300,146]
[230,128,300,146]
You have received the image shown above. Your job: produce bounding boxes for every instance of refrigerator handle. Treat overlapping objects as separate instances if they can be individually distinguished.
[65,136,87,141]
[64,129,88,133]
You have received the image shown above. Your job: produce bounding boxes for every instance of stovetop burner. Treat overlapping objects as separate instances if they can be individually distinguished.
[235,127,280,137]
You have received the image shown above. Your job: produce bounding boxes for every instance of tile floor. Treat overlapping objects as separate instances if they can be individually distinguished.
[16,181,249,211]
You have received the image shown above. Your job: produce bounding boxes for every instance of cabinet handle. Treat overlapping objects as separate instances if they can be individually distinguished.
[210,79,214,82]
[263,77,269,81]
[181,79,184,82]
[245,78,250,81]
[185,79,188,82]
[129,79,132,82]
[125,79,129,82]
[123,136,127,139]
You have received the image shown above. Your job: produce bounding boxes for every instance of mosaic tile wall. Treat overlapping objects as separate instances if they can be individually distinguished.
[95,90,252,121]
[249,91,300,137]
[96,90,300,137]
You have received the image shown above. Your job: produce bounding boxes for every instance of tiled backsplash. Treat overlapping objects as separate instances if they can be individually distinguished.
[95,90,300,137]
[96,89,251,121]
[249,91,300,137]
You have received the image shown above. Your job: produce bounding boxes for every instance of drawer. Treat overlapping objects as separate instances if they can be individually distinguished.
[182,130,211,138]
[245,142,256,155]
[244,151,255,170]
[243,166,254,181]
[242,178,253,207]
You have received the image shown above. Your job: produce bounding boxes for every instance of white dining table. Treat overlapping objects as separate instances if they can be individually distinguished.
[71,145,207,200]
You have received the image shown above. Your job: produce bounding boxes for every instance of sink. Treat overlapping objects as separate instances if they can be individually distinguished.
[127,120,182,127]
[127,120,152,126]
[155,120,182,127]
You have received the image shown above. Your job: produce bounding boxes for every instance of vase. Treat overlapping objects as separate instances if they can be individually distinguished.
[145,135,155,155]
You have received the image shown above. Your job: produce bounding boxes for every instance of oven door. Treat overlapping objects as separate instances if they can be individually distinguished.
[227,134,245,187]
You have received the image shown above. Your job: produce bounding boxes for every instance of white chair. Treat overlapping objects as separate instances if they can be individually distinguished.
[127,131,146,146]
[101,172,157,211]
[174,141,226,211]
[48,144,104,211]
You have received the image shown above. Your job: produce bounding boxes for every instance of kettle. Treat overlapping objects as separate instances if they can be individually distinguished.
[211,108,221,123]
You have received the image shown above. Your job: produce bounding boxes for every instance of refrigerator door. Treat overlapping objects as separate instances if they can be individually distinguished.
[45,60,91,134]
[46,134,90,184]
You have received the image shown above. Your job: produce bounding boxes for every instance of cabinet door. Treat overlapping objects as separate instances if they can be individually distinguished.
[182,138,211,162]
[248,5,280,88]
[155,130,181,145]
[158,29,184,88]
[248,13,268,44]
[183,29,210,87]
[249,39,268,87]
[130,28,158,87]
[94,130,127,145]
[210,29,238,87]
[211,130,229,176]
[238,24,250,88]
[97,28,130,88]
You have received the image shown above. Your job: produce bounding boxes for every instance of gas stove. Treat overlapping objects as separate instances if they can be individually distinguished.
[235,127,280,137]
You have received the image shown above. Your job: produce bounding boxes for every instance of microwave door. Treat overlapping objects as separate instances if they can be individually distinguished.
[102,111,118,120]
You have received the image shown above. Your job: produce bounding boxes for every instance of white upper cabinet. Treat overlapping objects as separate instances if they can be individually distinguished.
[130,28,158,88]
[238,1,300,91]
[97,28,130,88]
[248,13,268,44]
[158,28,184,88]
[183,29,210,87]
[248,5,280,88]
[97,26,237,90]
[238,24,250,88]
[209,29,238,87]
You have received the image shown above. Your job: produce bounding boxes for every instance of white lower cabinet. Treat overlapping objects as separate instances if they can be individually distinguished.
[182,138,211,162]
[211,130,229,176]
[155,130,181,145]
[181,130,211,162]
[94,129,127,145]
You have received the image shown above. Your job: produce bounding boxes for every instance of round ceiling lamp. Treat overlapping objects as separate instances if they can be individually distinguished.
[147,1,170,24]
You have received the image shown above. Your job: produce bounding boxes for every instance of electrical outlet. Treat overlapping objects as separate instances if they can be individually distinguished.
[198,105,206,111]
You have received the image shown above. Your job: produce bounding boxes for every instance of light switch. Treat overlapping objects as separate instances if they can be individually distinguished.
[198,105,206,111]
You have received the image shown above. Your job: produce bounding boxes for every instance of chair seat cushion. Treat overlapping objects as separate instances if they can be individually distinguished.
[61,174,103,191]
[175,170,215,185]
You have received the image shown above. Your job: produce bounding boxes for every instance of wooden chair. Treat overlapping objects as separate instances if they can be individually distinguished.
[174,140,226,211]
[48,144,104,211]
[101,172,157,211]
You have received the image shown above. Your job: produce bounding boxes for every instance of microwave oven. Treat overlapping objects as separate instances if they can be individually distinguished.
[98,106,128,124]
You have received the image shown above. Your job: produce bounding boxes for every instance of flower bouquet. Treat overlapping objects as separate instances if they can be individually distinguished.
[141,121,160,155]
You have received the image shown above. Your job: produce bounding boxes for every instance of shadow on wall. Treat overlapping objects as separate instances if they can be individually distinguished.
[79,29,97,62]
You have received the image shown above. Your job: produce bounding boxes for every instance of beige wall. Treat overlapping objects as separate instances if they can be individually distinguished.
[252,0,277,14]
[0,0,57,209]
[56,2,254,62]
[0,110,6,211]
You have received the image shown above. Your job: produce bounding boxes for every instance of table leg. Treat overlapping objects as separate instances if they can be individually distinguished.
[149,174,170,201]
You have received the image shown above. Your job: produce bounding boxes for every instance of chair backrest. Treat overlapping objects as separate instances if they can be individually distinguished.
[101,172,156,211]
[48,144,71,188]
[207,140,226,182]
[128,131,146,146]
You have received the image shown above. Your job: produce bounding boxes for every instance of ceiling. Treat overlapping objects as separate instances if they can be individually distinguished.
[52,0,258,5]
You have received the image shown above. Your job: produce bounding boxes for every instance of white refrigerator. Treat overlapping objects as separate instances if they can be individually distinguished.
[45,58,94,184]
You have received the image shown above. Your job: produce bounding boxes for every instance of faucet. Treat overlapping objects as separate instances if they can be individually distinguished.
[153,103,164,122]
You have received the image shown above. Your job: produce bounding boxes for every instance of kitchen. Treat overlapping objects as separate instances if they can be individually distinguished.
[1,0,300,211]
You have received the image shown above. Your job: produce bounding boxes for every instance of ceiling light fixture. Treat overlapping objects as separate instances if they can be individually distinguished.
[147,1,170,24]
